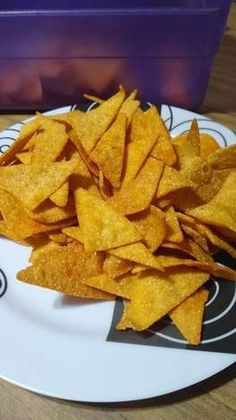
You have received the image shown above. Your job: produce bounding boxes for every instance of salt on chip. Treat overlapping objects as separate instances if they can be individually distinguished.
[174,119,200,170]
[17,243,113,300]
[129,205,166,252]
[69,86,125,153]
[109,242,164,271]
[169,288,209,345]
[162,238,213,262]
[109,157,163,215]
[180,223,209,252]
[83,273,135,299]
[75,188,141,252]
[173,133,220,157]
[116,267,209,331]
[90,113,127,188]
[164,206,184,243]
[118,90,140,123]
[29,240,62,264]
[68,128,99,176]
[194,223,236,260]
[0,159,78,211]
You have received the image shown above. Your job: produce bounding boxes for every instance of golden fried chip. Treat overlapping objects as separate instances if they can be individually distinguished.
[118,90,140,123]
[70,86,125,153]
[0,118,39,166]
[164,206,184,243]
[17,243,113,300]
[29,240,62,264]
[188,171,236,234]
[0,190,68,240]
[16,152,32,164]
[75,188,141,251]
[90,113,127,188]
[156,166,196,198]
[28,196,76,223]
[31,120,68,164]
[151,114,176,166]
[181,223,209,252]
[129,205,166,252]
[109,157,163,215]
[116,267,209,330]
[48,231,73,245]
[194,223,236,259]
[155,255,236,281]
[200,134,220,156]
[109,242,164,271]
[84,94,104,104]
[174,119,200,170]
[103,255,134,278]
[50,182,69,207]
[68,128,99,177]
[122,136,158,185]
[169,288,209,345]
[206,144,236,170]
[0,159,78,210]
[62,226,84,243]
[162,238,213,262]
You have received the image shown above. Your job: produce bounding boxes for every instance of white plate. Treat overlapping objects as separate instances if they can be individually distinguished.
[0,103,235,403]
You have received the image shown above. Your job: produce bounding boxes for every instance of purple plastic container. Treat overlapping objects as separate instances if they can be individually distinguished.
[0,0,232,110]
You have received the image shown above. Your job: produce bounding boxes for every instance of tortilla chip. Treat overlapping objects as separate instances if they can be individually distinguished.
[188,171,236,234]
[155,255,236,281]
[200,134,220,156]
[83,94,104,104]
[164,206,184,243]
[194,223,236,260]
[109,157,163,215]
[48,231,72,245]
[156,166,196,198]
[62,226,84,243]
[0,159,78,210]
[169,288,209,345]
[28,196,76,224]
[174,119,200,170]
[0,118,39,166]
[17,243,113,300]
[0,189,67,240]
[50,182,69,207]
[151,114,176,166]
[31,120,68,164]
[70,86,125,153]
[75,188,141,252]
[29,240,62,264]
[162,238,213,262]
[68,128,99,176]
[103,255,134,278]
[90,113,127,188]
[129,205,166,252]
[206,144,236,170]
[116,267,209,330]
[122,136,158,186]
[118,90,140,123]
[180,223,209,252]
[16,152,32,164]
[109,242,164,271]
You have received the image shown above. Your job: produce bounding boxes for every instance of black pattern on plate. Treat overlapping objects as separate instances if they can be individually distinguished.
[0,269,7,298]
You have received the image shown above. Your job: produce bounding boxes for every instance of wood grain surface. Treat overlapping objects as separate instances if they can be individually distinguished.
[0,5,236,420]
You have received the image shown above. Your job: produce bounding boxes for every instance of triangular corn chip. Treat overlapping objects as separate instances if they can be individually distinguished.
[103,255,134,278]
[31,120,68,163]
[151,115,176,166]
[62,226,84,243]
[109,157,163,215]
[75,188,141,251]
[156,166,196,198]
[164,206,184,243]
[122,136,158,185]
[90,113,127,188]
[129,205,166,252]
[50,182,69,207]
[17,243,114,300]
[116,267,209,330]
[169,288,209,345]
[70,86,125,153]
[109,242,164,271]
[0,159,78,210]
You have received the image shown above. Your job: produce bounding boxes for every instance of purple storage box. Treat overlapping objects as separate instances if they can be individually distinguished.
[0,0,232,110]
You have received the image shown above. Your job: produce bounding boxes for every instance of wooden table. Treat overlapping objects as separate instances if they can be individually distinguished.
[0,5,236,420]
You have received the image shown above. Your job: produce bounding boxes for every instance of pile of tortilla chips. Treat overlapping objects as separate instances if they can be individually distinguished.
[1,85,236,345]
